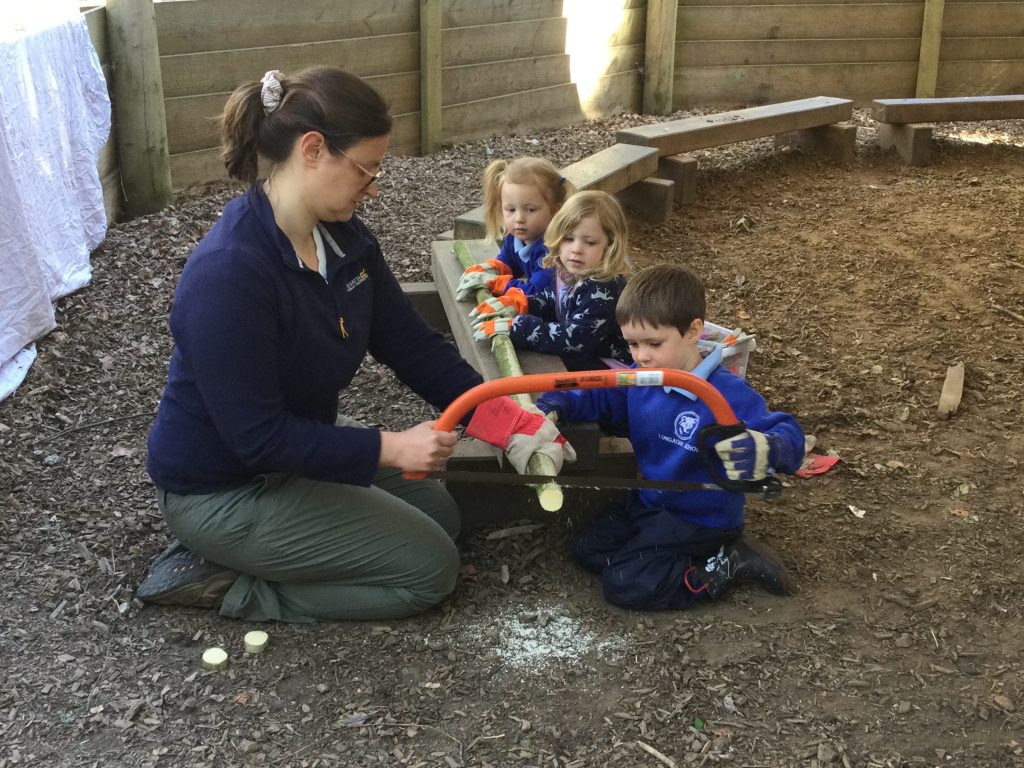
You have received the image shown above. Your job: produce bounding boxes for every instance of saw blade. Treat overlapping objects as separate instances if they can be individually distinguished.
[427,470,725,493]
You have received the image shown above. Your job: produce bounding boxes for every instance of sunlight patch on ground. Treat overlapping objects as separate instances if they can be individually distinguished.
[435,600,629,670]
[945,127,1024,148]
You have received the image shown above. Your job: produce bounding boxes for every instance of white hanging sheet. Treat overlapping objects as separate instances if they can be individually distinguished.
[0,2,110,400]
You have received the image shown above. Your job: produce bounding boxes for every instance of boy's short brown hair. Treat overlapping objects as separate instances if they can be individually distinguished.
[616,264,706,334]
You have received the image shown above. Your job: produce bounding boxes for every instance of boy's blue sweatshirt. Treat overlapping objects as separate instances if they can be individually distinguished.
[495,235,554,295]
[147,183,483,494]
[537,366,805,529]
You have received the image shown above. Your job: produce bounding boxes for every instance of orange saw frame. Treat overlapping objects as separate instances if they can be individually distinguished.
[408,369,779,496]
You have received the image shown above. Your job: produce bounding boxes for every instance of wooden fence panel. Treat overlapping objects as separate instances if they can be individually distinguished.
[943,2,1024,36]
[161,34,420,99]
[593,43,646,76]
[151,0,649,186]
[84,6,107,61]
[596,7,647,48]
[676,38,921,67]
[164,93,225,156]
[443,55,572,106]
[441,43,642,107]
[672,1,1024,106]
[689,0,919,4]
[443,83,585,142]
[442,18,568,67]
[84,7,121,222]
[442,0,564,27]
[169,112,421,191]
[937,61,1024,96]
[164,73,419,156]
[942,37,1024,62]
[581,70,643,117]
[442,70,640,147]
[82,0,1023,191]
[677,4,924,41]
[939,2,1024,96]
[154,0,418,55]
[674,62,919,107]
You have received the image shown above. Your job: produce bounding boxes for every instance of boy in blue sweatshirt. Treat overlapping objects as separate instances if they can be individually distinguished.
[536,264,805,610]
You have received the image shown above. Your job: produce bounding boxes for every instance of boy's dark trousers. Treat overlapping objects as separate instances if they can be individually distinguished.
[572,495,741,610]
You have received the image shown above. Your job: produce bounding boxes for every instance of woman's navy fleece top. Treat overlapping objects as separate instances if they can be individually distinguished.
[147,184,483,494]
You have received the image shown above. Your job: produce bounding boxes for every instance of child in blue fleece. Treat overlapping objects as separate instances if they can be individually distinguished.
[536,264,806,610]
[470,190,632,371]
[455,157,576,300]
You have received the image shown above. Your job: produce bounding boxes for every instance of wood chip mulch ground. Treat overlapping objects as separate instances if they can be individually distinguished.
[1,109,1023,767]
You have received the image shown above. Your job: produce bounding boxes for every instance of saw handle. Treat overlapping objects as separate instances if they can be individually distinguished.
[695,423,783,499]
[406,369,746,485]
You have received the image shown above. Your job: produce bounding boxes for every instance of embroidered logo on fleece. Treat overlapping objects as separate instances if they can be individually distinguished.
[673,411,700,441]
[657,410,701,451]
[346,269,368,292]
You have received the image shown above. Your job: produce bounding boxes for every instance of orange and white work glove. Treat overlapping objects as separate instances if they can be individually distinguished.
[466,396,576,474]
[455,260,512,301]
[469,287,528,321]
[471,317,513,341]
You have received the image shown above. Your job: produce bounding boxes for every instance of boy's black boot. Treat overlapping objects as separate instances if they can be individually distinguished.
[694,536,795,599]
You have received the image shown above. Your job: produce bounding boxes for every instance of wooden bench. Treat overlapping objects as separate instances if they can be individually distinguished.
[430,239,568,383]
[873,95,1024,166]
[613,96,855,212]
[427,237,635,478]
[616,96,856,161]
[453,142,668,239]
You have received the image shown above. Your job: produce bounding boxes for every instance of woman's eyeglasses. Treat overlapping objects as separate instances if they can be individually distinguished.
[339,150,385,188]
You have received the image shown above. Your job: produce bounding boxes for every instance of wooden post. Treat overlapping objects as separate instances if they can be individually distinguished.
[105,0,172,217]
[915,0,946,98]
[643,0,678,115]
[419,0,442,155]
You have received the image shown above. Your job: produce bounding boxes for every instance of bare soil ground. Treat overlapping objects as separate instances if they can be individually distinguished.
[1,110,1022,768]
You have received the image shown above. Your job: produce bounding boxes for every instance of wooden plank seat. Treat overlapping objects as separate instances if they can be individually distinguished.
[430,238,568,384]
[615,96,856,159]
[612,96,855,211]
[454,142,665,239]
[872,95,1024,166]
[428,237,635,477]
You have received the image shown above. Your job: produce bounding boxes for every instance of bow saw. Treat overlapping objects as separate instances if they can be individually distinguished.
[405,369,782,507]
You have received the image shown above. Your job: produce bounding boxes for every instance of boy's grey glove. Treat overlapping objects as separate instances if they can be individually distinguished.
[714,429,780,481]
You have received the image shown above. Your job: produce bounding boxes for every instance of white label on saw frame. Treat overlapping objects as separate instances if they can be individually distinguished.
[617,370,663,387]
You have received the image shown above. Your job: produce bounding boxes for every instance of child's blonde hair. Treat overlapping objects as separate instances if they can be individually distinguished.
[482,157,577,243]
[542,191,631,282]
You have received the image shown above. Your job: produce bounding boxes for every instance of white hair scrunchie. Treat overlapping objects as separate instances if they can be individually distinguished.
[260,70,284,115]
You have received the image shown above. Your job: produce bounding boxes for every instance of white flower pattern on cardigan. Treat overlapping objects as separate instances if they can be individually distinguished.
[509,275,631,364]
